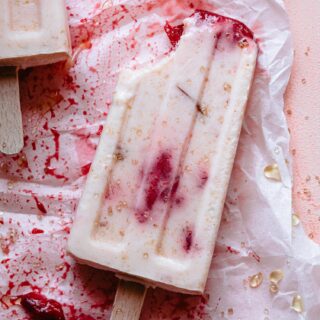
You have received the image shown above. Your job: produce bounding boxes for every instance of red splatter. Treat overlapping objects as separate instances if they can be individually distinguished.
[65,98,78,110]
[81,40,92,50]
[226,246,240,254]
[70,315,95,320]
[248,249,261,263]
[165,10,254,47]
[96,125,103,136]
[164,22,184,47]
[120,4,129,13]
[63,74,79,93]
[1,258,10,264]
[194,10,254,40]
[183,226,193,252]
[44,129,67,181]
[0,281,17,309]
[31,228,44,235]
[81,163,92,176]
[89,66,98,73]
[33,196,47,214]
[59,262,71,281]
[18,281,40,292]
[20,292,65,320]
[63,226,70,234]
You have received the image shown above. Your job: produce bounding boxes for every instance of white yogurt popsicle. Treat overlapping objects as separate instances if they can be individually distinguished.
[0,0,71,68]
[69,11,258,294]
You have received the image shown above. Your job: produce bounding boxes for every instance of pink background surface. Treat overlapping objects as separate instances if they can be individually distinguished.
[285,0,320,243]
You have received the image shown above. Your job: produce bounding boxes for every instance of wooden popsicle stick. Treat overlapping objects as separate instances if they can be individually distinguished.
[0,67,23,155]
[110,280,147,320]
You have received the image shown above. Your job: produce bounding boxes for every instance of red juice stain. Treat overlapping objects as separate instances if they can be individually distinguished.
[63,226,70,234]
[120,4,129,13]
[81,40,92,51]
[33,196,47,214]
[174,296,190,312]
[20,292,65,320]
[60,262,71,280]
[18,281,39,291]
[226,246,240,254]
[0,281,16,309]
[31,228,44,235]
[1,259,10,265]
[63,74,79,93]
[183,226,193,252]
[11,153,30,170]
[248,249,261,263]
[89,66,97,73]
[194,10,254,40]
[44,90,64,118]
[96,125,103,136]
[70,315,96,320]
[32,141,37,151]
[136,151,173,223]
[112,15,125,29]
[164,22,184,47]
[44,129,68,181]
[24,135,29,145]
[164,10,254,47]
[81,163,92,176]
[64,74,74,86]
[65,98,78,110]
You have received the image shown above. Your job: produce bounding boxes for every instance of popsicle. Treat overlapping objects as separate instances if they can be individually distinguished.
[0,0,71,155]
[68,10,257,317]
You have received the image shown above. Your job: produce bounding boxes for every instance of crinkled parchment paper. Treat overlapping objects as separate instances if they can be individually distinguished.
[1,0,318,319]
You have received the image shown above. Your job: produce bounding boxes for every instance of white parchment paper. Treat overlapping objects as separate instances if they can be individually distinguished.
[1,0,318,319]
